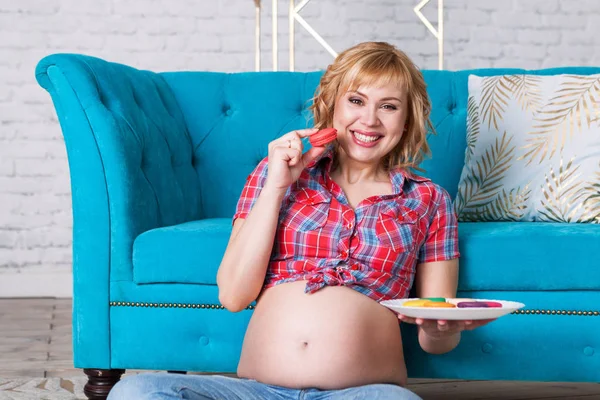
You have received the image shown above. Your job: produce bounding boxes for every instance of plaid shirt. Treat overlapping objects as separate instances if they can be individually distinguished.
[233,147,460,302]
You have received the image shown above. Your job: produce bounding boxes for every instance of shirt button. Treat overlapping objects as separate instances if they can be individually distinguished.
[340,250,348,258]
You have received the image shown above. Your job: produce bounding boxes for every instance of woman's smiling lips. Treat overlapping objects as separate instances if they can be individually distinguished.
[350,129,383,147]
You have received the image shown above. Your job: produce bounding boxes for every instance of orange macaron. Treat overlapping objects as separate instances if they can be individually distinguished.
[422,301,456,308]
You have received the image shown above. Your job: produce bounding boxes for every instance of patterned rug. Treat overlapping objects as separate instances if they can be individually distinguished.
[0,377,87,400]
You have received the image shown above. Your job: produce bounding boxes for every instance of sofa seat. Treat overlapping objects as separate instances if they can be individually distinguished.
[133,219,600,291]
[109,281,252,372]
[401,289,600,381]
[106,285,600,379]
[458,222,600,291]
[133,218,231,285]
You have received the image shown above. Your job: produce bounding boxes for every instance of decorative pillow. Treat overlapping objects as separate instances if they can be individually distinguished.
[455,74,600,223]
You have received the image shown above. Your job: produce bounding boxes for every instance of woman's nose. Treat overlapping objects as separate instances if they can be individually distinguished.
[361,106,380,126]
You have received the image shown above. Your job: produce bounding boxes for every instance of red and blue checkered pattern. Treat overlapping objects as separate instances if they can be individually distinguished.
[234,148,459,302]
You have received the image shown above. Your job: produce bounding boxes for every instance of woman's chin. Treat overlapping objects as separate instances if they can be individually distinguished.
[338,140,385,165]
[345,149,382,165]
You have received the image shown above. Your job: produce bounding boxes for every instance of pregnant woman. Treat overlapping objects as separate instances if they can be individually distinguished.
[108,41,493,400]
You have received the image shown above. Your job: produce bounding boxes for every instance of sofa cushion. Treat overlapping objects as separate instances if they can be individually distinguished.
[134,218,600,292]
[133,218,231,285]
[456,73,600,223]
[458,222,600,291]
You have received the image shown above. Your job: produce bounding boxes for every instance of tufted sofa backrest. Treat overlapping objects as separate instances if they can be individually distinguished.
[163,66,600,218]
[36,55,204,282]
[36,54,600,283]
[161,71,323,219]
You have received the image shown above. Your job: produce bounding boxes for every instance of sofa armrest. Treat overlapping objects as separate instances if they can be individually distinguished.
[35,54,202,367]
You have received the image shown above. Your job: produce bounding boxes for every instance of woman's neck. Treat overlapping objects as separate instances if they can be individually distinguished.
[331,149,387,185]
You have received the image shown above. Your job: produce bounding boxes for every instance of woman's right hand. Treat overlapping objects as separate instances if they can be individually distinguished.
[264,128,326,193]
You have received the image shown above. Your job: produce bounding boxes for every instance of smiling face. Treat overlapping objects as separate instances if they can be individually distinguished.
[332,84,408,168]
[310,42,433,171]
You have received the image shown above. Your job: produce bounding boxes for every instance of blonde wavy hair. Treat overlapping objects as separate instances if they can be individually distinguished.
[309,41,434,171]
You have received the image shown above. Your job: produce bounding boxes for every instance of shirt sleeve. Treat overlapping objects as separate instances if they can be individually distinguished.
[233,157,269,223]
[417,186,460,263]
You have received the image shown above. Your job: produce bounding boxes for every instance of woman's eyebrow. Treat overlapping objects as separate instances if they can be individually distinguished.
[380,96,403,103]
[349,91,402,103]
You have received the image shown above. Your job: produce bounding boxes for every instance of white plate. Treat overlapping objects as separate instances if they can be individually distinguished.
[379,298,525,320]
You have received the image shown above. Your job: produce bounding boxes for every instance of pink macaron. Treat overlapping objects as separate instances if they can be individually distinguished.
[309,128,338,147]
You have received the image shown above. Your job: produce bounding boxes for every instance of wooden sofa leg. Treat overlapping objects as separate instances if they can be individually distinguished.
[83,368,125,400]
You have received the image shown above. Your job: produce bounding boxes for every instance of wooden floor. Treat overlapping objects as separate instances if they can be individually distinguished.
[2,298,600,400]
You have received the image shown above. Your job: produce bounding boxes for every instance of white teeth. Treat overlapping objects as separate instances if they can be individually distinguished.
[352,131,380,143]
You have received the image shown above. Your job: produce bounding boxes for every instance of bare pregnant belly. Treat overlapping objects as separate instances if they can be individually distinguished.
[236,280,407,390]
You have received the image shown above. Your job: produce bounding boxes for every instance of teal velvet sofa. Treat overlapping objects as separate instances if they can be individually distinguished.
[35,54,600,399]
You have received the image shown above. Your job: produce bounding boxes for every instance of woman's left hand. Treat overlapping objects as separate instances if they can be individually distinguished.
[397,314,495,339]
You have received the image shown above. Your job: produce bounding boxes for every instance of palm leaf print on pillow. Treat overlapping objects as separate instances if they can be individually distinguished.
[465,95,480,165]
[455,131,516,219]
[540,156,590,222]
[582,162,600,223]
[480,76,514,131]
[479,75,543,131]
[509,74,544,114]
[521,75,600,165]
[459,187,531,222]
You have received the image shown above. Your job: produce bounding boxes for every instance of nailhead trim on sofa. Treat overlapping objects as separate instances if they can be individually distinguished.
[109,302,600,315]
[512,309,599,316]
[109,301,255,310]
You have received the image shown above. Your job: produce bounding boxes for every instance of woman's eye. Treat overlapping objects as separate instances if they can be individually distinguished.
[382,104,397,110]
[349,97,363,105]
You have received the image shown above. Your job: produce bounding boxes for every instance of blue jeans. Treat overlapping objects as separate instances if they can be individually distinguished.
[107,373,422,400]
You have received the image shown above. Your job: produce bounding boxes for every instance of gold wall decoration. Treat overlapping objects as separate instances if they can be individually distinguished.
[414,0,444,70]
[273,0,278,70]
[255,0,261,71]
[253,0,282,71]
[289,0,338,72]
[255,0,445,71]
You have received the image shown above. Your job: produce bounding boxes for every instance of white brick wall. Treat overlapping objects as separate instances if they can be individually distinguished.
[1,0,599,297]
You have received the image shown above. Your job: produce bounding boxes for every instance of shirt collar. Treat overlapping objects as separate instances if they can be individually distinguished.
[307,146,430,195]
[306,145,335,171]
